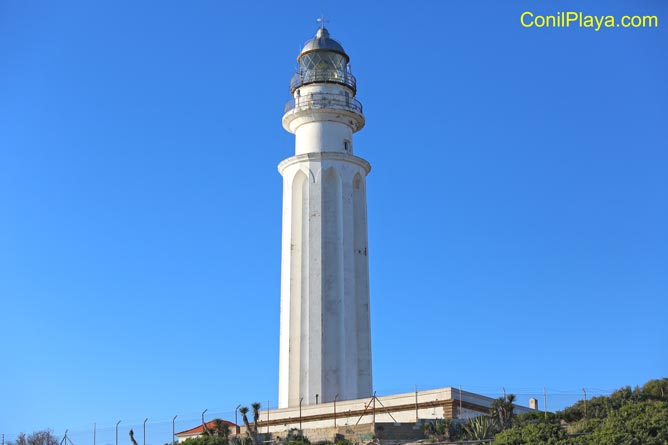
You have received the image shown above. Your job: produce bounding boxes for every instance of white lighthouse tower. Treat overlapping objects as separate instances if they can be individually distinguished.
[278,26,372,409]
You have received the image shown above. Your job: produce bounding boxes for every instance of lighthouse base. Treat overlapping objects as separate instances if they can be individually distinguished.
[245,387,536,439]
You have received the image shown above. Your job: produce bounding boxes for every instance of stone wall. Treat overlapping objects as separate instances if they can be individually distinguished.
[374,423,424,441]
[255,422,423,444]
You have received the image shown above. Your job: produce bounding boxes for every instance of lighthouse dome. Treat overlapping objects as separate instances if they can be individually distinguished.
[298,27,349,62]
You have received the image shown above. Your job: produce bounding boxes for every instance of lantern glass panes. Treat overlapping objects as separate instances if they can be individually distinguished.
[299,51,348,83]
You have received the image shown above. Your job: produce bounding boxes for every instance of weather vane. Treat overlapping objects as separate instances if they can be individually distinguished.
[317,15,329,29]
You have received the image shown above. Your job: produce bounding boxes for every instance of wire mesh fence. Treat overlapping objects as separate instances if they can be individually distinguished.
[2,385,617,445]
[51,409,241,445]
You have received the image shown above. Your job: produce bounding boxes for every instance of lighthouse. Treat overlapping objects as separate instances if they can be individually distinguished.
[278,26,372,409]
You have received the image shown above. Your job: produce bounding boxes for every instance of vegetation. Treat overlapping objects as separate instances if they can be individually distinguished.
[493,422,567,445]
[179,417,246,445]
[129,429,139,445]
[333,438,351,445]
[490,378,668,445]
[172,401,262,445]
[213,419,231,441]
[278,429,310,445]
[464,415,497,440]
[251,402,261,434]
[490,394,516,430]
[423,393,519,442]
[420,378,668,444]
[181,433,251,445]
[6,430,59,445]
[238,406,255,445]
[8,380,667,445]
[422,419,464,441]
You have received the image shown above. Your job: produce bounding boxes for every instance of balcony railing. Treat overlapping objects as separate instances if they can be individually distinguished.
[290,70,357,93]
[284,92,363,115]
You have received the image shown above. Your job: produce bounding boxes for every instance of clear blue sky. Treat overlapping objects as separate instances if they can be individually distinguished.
[1,0,666,443]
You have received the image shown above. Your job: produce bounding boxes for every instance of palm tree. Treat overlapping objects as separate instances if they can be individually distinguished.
[212,419,230,441]
[490,394,516,430]
[238,406,254,445]
[129,430,139,445]
[220,424,230,441]
[251,402,261,434]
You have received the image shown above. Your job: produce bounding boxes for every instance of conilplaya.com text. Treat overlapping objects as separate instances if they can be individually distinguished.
[520,11,659,31]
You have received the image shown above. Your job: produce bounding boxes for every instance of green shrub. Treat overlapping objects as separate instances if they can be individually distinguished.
[565,418,600,435]
[464,416,498,440]
[493,422,566,445]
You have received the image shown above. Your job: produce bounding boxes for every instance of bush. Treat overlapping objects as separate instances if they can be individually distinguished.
[493,422,566,445]
[565,418,600,435]
[585,400,668,445]
[422,419,464,441]
[512,412,558,426]
[464,416,498,440]
[641,378,668,401]
[183,436,231,445]
[280,429,310,445]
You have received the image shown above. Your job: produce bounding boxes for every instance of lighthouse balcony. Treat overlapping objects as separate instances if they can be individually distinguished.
[284,92,363,115]
[290,70,357,93]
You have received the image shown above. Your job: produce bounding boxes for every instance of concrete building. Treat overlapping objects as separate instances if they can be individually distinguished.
[175,388,538,443]
[278,26,372,409]
[258,387,535,436]
[188,388,532,443]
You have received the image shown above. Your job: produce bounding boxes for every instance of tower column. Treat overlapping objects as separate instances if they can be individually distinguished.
[278,27,371,409]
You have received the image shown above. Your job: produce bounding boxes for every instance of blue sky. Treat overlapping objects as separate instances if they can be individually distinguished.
[1,0,666,443]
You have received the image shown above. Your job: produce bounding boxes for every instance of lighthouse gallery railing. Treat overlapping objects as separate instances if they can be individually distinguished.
[284,92,363,115]
[290,70,357,93]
